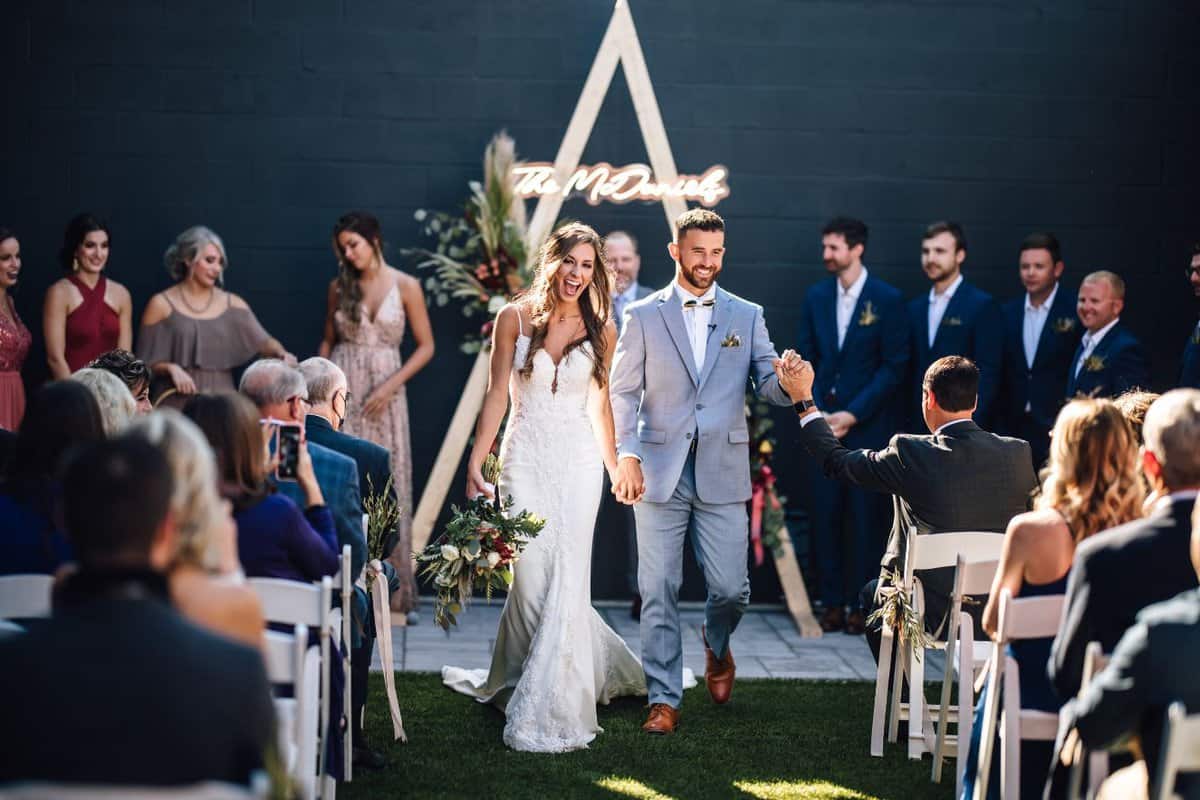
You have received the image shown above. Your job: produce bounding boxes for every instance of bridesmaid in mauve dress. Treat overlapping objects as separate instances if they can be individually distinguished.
[320,211,435,618]
[0,230,32,431]
[42,214,132,379]
[138,226,294,406]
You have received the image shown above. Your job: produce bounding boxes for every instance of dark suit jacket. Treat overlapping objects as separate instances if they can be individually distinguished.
[797,417,1036,599]
[1065,321,1150,399]
[1049,494,1199,700]
[305,414,394,505]
[1000,286,1083,433]
[907,279,1004,428]
[0,570,275,786]
[273,439,363,578]
[796,274,909,448]
[1180,321,1200,389]
[1055,587,1200,799]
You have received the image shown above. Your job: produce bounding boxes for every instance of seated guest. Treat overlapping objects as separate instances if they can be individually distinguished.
[183,392,338,583]
[959,399,1144,800]
[86,348,153,413]
[1066,270,1149,399]
[777,354,1037,663]
[1113,389,1160,445]
[1052,497,1200,800]
[999,232,1081,469]
[129,409,265,649]
[1182,243,1200,389]
[71,367,136,435]
[0,435,276,787]
[239,359,364,578]
[1050,389,1200,700]
[0,381,104,575]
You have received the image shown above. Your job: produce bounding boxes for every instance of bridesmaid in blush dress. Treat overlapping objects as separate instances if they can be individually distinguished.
[320,211,435,618]
[42,214,132,378]
[0,230,31,431]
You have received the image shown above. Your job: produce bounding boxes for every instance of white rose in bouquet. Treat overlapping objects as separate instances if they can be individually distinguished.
[486,551,502,568]
[440,544,460,562]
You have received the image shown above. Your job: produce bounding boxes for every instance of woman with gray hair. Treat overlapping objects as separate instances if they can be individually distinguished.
[70,367,136,435]
[137,226,294,406]
[126,409,265,649]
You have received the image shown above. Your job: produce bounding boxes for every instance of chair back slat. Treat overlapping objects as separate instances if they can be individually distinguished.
[999,592,1065,641]
[954,556,1000,598]
[910,532,1005,572]
[0,574,54,620]
[248,577,332,629]
[262,624,307,684]
[1155,702,1200,800]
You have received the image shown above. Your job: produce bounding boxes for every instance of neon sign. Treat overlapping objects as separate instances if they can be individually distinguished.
[512,163,730,207]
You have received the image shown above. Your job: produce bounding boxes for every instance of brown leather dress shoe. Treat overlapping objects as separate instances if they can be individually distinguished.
[844,607,867,636]
[702,626,736,705]
[642,703,680,734]
[819,605,846,633]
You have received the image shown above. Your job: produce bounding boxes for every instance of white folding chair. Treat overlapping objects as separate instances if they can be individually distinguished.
[263,624,320,800]
[0,574,54,620]
[973,588,1065,799]
[874,531,1004,760]
[1068,642,1113,800]
[1153,702,1200,800]
[933,555,1000,797]
[0,780,268,799]
[338,543,354,782]
[248,576,333,798]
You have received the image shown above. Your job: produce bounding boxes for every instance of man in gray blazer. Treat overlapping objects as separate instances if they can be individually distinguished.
[776,354,1037,661]
[610,209,792,735]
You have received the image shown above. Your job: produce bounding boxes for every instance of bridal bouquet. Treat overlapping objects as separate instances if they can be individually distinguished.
[416,455,545,630]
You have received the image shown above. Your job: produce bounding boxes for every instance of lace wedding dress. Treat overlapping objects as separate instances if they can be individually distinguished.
[442,332,651,753]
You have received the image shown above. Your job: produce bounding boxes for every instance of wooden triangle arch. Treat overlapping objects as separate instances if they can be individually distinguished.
[410,0,820,636]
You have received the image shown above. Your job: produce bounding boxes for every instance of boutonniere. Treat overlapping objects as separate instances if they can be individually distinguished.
[1083,354,1106,373]
[721,332,742,348]
[857,301,879,327]
[941,316,963,327]
[1053,317,1077,334]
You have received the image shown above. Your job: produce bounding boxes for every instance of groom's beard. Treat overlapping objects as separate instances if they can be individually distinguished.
[680,262,720,290]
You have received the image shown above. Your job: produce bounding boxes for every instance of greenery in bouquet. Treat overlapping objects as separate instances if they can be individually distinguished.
[416,455,545,630]
[362,474,401,583]
[746,388,787,564]
[866,568,934,658]
[405,132,532,354]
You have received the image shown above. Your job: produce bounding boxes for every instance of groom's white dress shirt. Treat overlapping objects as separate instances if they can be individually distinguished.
[676,280,717,372]
[927,273,964,348]
[836,268,868,350]
[1073,316,1121,378]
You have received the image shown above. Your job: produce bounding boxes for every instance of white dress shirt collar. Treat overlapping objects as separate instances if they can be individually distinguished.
[928,273,964,305]
[674,279,717,306]
[615,282,639,306]
[839,267,869,301]
[1025,282,1059,313]
[1083,316,1120,348]
[934,418,972,435]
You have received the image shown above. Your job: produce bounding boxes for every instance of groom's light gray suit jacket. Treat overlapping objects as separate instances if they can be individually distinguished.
[610,284,791,505]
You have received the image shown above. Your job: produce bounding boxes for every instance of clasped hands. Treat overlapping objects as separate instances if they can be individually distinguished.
[773,351,856,437]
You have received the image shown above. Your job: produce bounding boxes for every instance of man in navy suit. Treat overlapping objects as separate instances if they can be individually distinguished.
[999,232,1082,469]
[601,230,655,619]
[907,221,1003,430]
[796,217,909,633]
[1066,271,1149,399]
[1180,243,1200,389]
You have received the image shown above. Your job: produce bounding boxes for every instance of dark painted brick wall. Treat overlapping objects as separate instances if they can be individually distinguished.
[2,0,1197,600]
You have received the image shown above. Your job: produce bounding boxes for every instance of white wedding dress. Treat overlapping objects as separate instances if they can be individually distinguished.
[442,332,652,753]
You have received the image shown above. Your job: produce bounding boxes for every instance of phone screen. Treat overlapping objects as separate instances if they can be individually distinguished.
[276,425,301,481]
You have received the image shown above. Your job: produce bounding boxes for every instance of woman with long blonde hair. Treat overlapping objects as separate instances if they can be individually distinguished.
[961,398,1144,799]
[444,221,661,753]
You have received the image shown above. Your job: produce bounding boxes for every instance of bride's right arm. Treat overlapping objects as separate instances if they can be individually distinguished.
[466,304,520,498]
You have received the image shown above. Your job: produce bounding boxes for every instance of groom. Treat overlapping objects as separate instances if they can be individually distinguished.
[610,209,794,735]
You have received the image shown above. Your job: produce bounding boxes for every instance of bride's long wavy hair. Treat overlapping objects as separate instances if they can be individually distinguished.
[1035,398,1144,541]
[518,222,611,387]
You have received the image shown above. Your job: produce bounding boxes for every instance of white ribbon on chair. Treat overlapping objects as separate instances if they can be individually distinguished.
[362,560,407,742]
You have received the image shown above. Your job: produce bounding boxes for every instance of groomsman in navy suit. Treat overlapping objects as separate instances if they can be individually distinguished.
[600,231,654,619]
[1179,243,1200,389]
[797,217,909,633]
[907,221,1003,429]
[1066,270,1149,398]
[1000,233,1082,469]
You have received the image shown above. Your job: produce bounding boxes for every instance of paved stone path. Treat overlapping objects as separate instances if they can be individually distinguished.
[372,602,937,681]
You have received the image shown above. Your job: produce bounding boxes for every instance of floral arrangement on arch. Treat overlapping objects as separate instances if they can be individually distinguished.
[406,132,532,354]
[746,389,787,565]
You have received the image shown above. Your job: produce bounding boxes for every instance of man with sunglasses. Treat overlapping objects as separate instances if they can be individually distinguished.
[1181,243,1200,389]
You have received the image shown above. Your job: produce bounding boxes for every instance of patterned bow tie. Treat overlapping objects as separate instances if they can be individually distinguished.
[683,299,715,309]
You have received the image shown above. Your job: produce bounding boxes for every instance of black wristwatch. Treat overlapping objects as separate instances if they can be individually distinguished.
[793,398,816,415]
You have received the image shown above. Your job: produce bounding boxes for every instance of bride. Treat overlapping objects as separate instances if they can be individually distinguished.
[442,222,655,753]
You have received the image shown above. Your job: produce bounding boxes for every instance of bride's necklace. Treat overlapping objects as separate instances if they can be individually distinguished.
[548,315,584,395]
[178,285,216,315]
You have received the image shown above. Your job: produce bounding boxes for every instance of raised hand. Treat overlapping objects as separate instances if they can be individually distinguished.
[774,350,815,402]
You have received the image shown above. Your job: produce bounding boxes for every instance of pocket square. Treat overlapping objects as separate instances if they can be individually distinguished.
[941,316,963,327]
[721,333,742,348]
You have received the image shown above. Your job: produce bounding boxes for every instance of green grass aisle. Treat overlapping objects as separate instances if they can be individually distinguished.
[345,674,956,799]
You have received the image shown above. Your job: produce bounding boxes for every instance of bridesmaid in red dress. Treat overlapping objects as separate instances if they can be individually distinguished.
[0,229,32,431]
[42,214,132,378]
